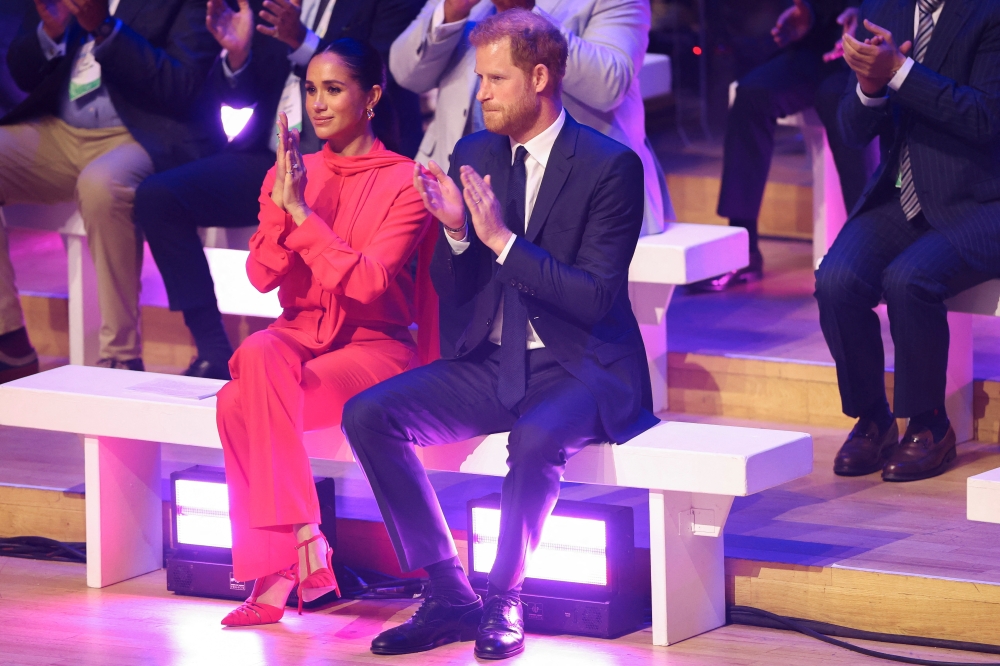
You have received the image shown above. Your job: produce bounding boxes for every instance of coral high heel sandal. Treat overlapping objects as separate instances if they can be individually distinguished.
[296,533,341,613]
[221,565,297,627]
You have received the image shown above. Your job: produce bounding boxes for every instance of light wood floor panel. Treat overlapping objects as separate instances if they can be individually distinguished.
[2,558,999,665]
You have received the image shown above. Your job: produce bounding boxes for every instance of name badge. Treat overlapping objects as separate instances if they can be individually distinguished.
[277,74,303,133]
[69,38,101,101]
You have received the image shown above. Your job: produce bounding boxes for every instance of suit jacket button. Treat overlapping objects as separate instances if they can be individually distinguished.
[510,279,517,286]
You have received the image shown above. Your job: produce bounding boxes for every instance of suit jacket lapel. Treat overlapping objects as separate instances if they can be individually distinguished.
[525,115,577,243]
[922,0,972,73]
[896,0,915,44]
[487,135,512,237]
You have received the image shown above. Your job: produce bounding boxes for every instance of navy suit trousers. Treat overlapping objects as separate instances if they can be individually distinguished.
[343,343,606,593]
[815,194,992,418]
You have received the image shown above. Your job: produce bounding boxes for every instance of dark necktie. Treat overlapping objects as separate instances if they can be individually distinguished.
[899,0,943,220]
[496,146,529,410]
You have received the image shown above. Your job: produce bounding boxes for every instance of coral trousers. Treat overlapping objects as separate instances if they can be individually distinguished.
[216,326,414,581]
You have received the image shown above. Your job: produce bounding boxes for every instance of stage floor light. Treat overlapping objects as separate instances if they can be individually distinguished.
[166,466,336,602]
[467,494,642,638]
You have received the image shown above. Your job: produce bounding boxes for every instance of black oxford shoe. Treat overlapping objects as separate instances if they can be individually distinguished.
[834,418,899,476]
[370,596,482,655]
[474,593,525,660]
[882,424,957,482]
[183,358,231,381]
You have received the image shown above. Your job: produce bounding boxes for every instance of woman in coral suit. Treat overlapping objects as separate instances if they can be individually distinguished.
[215,37,433,626]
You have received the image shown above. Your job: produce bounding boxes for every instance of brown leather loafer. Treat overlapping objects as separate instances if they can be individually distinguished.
[882,424,957,482]
[833,418,899,476]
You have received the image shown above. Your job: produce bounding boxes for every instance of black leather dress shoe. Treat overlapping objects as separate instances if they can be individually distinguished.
[370,596,482,655]
[686,250,763,293]
[833,418,899,476]
[474,594,525,660]
[183,358,231,381]
[882,424,957,482]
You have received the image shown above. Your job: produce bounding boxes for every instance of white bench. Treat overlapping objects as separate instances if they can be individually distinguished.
[968,466,1000,524]
[639,53,672,100]
[4,206,747,412]
[0,203,258,365]
[0,364,812,646]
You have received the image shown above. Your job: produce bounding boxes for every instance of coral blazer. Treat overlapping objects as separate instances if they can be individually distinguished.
[247,139,435,356]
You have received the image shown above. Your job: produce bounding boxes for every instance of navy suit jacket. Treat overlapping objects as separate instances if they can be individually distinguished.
[430,114,659,444]
[3,0,225,172]
[838,0,1000,274]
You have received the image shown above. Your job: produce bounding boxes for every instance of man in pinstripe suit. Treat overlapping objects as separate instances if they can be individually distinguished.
[816,0,1000,481]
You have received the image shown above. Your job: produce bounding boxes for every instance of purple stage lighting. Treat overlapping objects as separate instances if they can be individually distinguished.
[467,494,642,638]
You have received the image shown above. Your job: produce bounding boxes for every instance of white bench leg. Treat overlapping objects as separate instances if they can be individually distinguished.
[64,232,101,365]
[805,126,849,271]
[84,436,162,588]
[629,282,675,413]
[648,489,734,645]
[946,311,974,443]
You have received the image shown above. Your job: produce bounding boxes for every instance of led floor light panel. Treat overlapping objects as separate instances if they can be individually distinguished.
[174,478,232,550]
[470,507,608,586]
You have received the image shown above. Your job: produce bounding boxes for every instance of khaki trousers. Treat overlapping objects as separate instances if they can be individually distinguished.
[0,117,154,360]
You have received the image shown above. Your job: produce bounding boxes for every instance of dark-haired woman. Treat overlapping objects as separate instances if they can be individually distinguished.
[215,39,433,626]
[133,0,423,381]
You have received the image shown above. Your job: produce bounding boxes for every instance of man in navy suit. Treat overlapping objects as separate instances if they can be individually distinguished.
[342,8,656,659]
[817,0,1000,481]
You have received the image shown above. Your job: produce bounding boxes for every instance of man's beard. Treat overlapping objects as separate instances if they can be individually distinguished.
[482,85,540,137]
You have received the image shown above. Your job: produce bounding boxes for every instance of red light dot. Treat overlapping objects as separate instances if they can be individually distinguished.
[692,46,703,55]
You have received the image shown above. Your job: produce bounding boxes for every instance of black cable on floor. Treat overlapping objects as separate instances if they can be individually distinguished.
[730,606,1000,665]
[0,536,86,563]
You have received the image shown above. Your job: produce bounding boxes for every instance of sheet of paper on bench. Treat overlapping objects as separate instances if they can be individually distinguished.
[126,378,225,400]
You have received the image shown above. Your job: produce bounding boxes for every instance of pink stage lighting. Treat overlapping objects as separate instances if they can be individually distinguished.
[174,478,232,549]
[470,507,608,586]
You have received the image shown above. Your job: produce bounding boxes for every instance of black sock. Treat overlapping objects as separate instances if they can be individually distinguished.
[0,327,34,358]
[910,406,950,442]
[486,582,520,604]
[182,305,233,367]
[425,556,477,605]
[729,218,759,255]
[861,397,894,436]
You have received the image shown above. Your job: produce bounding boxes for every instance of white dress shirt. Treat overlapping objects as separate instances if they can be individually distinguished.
[445,108,567,349]
[856,2,945,106]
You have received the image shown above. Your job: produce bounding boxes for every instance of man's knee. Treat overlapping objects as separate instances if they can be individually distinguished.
[507,419,568,469]
[76,162,130,215]
[815,250,879,307]
[134,173,183,231]
[882,261,944,310]
[730,79,777,119]
[342,386,391,449]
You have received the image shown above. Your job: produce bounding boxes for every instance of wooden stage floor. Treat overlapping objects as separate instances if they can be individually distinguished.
[3,557,999,666]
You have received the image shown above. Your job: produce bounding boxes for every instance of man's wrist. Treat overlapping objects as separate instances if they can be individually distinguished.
[226,47,251,72]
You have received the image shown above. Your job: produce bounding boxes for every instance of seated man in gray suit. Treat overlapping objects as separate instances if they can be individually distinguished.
[390,0,674,356]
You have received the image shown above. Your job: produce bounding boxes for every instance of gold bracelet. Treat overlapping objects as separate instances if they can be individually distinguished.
[443,222,466,235]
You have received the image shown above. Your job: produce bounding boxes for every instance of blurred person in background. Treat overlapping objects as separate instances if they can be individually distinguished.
[690,0,878,292]
[0,0,224,382]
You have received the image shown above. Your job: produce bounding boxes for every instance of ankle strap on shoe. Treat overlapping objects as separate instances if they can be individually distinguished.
[296,533,326,550]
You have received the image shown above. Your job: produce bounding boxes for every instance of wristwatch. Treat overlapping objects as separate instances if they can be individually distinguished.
[92,17,117,41]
